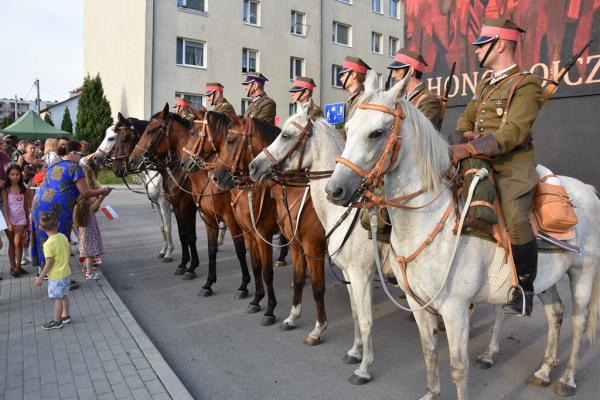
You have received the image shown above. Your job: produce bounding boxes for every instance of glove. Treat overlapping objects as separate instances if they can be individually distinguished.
[450,143,475,165]
[450,134,499,165]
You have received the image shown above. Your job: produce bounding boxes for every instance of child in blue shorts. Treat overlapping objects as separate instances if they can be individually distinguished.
[35,211,72,329]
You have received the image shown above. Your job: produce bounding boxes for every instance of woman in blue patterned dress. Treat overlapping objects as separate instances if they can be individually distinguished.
[31,141,112,268]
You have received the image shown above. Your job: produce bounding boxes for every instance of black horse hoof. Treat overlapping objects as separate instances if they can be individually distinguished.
[198,289,213,297]
[279,322,296,331]
[347,374,371,385]
[527,374,550,388]
[260,315,277,326]
[157,253,165,259]
[474,358,494,370]
[554,381,576,397]
[246,304,261,314]
[182,272,196,280]
[303,336,321,346]
[342,355,361,365]
[235,291,249,300]
[173,267,186,275]
[163,257,173,263]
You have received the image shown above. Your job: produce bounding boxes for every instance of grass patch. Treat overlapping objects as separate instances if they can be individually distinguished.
[96,169,136,185]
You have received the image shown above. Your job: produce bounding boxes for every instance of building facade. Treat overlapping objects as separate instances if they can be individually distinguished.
[0,98,31,121]
[84,0,404,122]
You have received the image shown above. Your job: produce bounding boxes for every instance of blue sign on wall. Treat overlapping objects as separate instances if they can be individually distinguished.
[325,102,345,125]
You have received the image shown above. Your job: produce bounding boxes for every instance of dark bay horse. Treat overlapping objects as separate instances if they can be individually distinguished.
[111,114,200,280]
[127,105,251,298]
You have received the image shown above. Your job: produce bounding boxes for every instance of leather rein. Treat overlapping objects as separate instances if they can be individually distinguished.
[182,115,219,172]
[215,118,257,188]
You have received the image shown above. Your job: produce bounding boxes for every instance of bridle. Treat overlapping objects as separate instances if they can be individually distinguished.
[182,112,219,171]
[215,118,256,187]
[132,114,178,171]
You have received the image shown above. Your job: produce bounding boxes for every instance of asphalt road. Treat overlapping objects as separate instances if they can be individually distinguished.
[97,190,600,400]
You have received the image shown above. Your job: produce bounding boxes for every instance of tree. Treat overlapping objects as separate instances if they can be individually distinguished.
[43,113,54,126]
[61,107,73,133]
[76,73,112,150]
[0,116,13,129]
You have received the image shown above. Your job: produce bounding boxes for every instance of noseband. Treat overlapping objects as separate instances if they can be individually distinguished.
[263,120,313,171]
[215,118,255,187]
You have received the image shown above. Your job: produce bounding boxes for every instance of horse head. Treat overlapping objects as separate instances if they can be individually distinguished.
[180,109,231,173]
[93,123,118,167]
[112,113,148,177]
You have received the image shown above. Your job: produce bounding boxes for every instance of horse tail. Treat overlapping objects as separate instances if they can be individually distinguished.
[587,267,600,343]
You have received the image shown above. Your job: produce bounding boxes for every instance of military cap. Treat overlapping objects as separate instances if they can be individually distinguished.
[173,96,190,108]
[242,72,268,85]
[289,76,316,92]
[473,18,525,46]
[388,48,428,72]
[205,82,224,96]
[339,57,371,75]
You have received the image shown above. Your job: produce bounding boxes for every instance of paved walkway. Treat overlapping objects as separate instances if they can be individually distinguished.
[0,242,193,400]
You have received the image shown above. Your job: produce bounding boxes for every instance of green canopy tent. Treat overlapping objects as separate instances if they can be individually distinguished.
[1,110,70,140]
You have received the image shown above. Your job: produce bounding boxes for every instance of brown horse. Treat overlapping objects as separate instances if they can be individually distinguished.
[127,105,252,298]
[111,114,201,276]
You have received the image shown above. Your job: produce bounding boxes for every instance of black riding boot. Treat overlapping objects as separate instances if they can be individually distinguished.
[503,240,537,316]
[276,235,289,267]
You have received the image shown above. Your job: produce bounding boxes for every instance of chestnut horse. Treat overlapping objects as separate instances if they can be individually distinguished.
[127,105,251,298]
[182,110,328,343]
[111,114,200,280]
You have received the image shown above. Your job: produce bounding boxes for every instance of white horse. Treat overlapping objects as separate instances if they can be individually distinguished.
[325,76,600,399]
[93,125,175,261]
[250,99,465,384]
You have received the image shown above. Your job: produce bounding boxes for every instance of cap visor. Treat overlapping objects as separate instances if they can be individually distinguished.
[472,36,495,46]
[338,67,352,75]
[205,90,216,96]
[387,61,410,70]
[289,86,305,92]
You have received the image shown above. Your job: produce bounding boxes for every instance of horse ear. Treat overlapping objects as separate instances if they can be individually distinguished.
[161,103,169,118]
[386,68,411,103]
[117,112,125,123]
[190,106,203,121]
[364,70,379,93]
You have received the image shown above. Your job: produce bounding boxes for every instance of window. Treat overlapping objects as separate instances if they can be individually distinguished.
[290,57,304,80]
[242,48,258,73]
[289,103,298,116]
[372,0,382,13]
[176,92,203,110]
[371,32,382,54]
[291,10,305,36]
[177,0,206,12]
[241,98,251,115]
[176,38,206,68]
[389,36,398,57]
[389,0,400,18]
[377,73,383,89]
[332,65,344,88]
[333,21,351,46]
[337,0,352,4]
[243,0,260,26]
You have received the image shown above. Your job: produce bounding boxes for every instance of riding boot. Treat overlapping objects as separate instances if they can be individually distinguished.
[276,235,288,267]
[503,240,538,316]
[217,222,227,247]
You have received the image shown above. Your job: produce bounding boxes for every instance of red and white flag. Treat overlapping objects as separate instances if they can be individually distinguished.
[101,205,119,221]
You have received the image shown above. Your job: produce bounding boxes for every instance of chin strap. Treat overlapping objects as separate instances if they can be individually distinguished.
[479,36,500,68]
[342,71,351,90]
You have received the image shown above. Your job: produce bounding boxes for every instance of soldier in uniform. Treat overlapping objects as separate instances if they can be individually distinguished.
[173,97,194,122]
[450,18,542,316]
[289,76,323,119]
[387,48,443,130]
[338,57,371,132]
[242,72,276,125]
[205,83,236,117]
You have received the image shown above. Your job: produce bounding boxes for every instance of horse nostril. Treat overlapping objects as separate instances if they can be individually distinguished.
[332,187,344,199]
[248,162,256,174]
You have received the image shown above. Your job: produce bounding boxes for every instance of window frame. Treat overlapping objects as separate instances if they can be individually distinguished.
[290,10,305,36]
[336,0,352,4]
[372,0,382,14]
[289,57,304,81]
[243,0,261,27]
[176,37,207,69]
[371,31,383,55]
[242,48,259,73]
[177,0,207,13]
[332,21,352,47]
[289,102,298,116]
[332,64,344,88]
[175,92,204,110]
[389,0,400,19]
[241,98,252,115]
[388,36,399,57]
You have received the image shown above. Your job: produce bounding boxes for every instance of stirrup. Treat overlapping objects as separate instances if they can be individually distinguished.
[504,285,528,317]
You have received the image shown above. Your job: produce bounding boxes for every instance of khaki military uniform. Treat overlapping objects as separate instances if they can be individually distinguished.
[407,82,443,130]
[337,86,365,138]
[456,66,543,244]
[214,98,236,117]
[245,94,276,125]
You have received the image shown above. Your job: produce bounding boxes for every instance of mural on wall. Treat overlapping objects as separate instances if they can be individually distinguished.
[404,0,600,105]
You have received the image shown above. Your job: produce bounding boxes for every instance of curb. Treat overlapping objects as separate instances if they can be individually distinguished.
[97,277,194,400]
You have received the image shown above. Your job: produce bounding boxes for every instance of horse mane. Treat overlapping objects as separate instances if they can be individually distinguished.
[251,117,282,145]
[150,111,192,129]
[125,117,149,135]
[207,111,232,138]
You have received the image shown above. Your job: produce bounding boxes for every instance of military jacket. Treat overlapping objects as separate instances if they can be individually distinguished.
[244,94,276,125]
[214,98,236,117]
[407,82,443,130]
[456,67,543,167]
[183,112,195,122]
[345,86,364,124]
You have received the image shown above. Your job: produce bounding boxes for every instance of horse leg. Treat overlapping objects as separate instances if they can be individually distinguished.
[174,212,190,275]
[409,300,441,400]
[443,304,471,400]
[182,210,200,280]
[198,223,219,296]
[342,268,363,365]
[346,268,374,385]
[526,285,564,387]
[554,267,598,397]
[229,221,250,299]
[303,255,327,346]
[160,198,175,262]
[246,235,264,314]
[257,240,277,326]
[281,248,305,331]
[475,304,505,369]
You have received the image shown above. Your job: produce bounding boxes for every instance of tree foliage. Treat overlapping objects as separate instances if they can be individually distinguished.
[76,74,112,150]
[61,107,73,133]
[0,116,13,129]
[43,113,54,126]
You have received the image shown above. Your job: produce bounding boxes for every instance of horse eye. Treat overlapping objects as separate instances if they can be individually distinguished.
[281,133,289,139]
[368,129,385,139]
[108,137,115,142]
[227,137,236,144]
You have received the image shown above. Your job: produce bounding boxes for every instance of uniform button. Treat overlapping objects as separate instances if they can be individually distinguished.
[479,119,484,123]
[481,110,486,114]
[479,128,484,132]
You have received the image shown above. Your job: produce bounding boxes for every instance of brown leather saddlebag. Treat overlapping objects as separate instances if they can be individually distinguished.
[533,182,578,234]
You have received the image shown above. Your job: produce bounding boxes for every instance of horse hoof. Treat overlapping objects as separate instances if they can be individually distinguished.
[279,322,296,331]
[163,257,173,263]
[554,381,576,397]
[527,374,550,388]
[173,267,186,275]
[275,260,286,267]
[260,315,277,326]
[347,374,371,385]
[474,358,494,370]
[182,272,196,280]
[342,355,361,365]
[157,253,165,259]
[198,288,213,297]
[246,304,261,314]
[303,336,321,346]
[235,291,249,300]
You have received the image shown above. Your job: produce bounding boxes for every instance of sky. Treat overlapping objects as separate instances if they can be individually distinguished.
[0,0,83,102]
